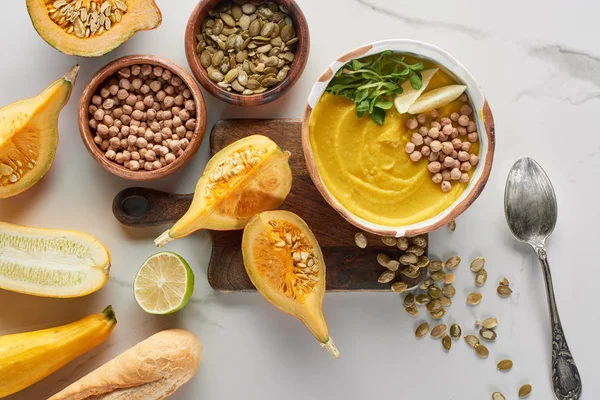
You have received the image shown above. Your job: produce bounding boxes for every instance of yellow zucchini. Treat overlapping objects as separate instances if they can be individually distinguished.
[0,306,117,398]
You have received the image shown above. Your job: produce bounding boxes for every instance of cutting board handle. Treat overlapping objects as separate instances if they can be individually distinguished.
[112,187,193,227]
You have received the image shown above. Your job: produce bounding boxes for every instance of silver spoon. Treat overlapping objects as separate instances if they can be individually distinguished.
[505,157,582,400]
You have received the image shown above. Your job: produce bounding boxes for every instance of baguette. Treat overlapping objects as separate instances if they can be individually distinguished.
[49,329,202,400]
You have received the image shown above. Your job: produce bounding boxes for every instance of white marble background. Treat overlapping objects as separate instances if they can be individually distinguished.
[0,0,598,399]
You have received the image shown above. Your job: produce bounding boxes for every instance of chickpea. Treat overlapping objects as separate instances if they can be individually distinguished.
[161,127,172,139]
[102,115,114,127]
[172,76,184,87]
[108,126,119,137]
[172,116,183,128]
[444,156,455,168]
[467,132,478,142]
[131,78,143,90]
[428,127,440,139]
[459,94,468,102]
[416,114,427,124]
[431,121,441,129]
[428,151,439,162]
[176,149,185,158]
[461,161,472,172]
[461,142,471,152]
[185,131,193,141]
[162,70,173,81]
[450,168,461,180]
[184,118,195,131]
[127,160,139,171]
[105,149,116,160]
[451,138,462,150]
[442,124,453,136]
[163,96,175,108]
[406,118,418,130]
[460,104,473,116]
[441,181,452,192]
[100,139,110,151]
[143,129,154,142]
[152,160,162,169]
[160,157,167,167]
[459,173,470,183]
[165,153,176,164]
[113,108,123,119]
[409,151,422,162]
[140,84,150,95]
[432,173,443,184]
[141,65,152,76]
[172,135,180,141]
[430,140,442,153]
[126,94,137,106]
[440,117,451,126]
[139,160,146,169]
[411,133,423,146]
[119,68,131,79]
[89,104,98,115]
[458,115,469,127]
[97,124,109,137]
[418,126,428,136]
[89,119,98,130]
[162,111,173,120]
[108,137,120,148]
[182,89,191,99]
[144,162,154,171]
[427,161,442,173]
[442,142,454,155]
[122,151,131,161]
[467,121,477,133]
[450,112,459,122]
[136,137,148,149]
[91,95,102,106]
[122,105,133,115]
[120,139,128,149]
[469,154,479,165]
[100,87,110,98]
[430,109,439,119]
[131,151,140,161]
[144,150,156,161]
[115,152,124,164]
[175,126,186,137]
[179,109,191,121]
[94,135,102,145]
[451,128,459,139]
[458,151,470,162]
[131,110,144,121]
[118,79,130,91]
[423,136,432,146]
[140,96,152,108]
[131,65,141,76]
[165,85,176,96]
[139,148,148,159]
[93,109,105,121]
[149,81,161,92]
[170,140,181,152]
[146,109,157,121]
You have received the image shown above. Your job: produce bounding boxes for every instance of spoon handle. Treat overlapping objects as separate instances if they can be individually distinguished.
[536,246,582,400]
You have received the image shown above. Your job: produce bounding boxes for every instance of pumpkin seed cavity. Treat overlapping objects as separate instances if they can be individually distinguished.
[47,0,127,38]
[0,122,39,188]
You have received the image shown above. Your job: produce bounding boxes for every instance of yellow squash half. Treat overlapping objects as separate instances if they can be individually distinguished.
[155,135,292,247]
[242,210,339,359]
[0,65,79,199]
[27,0,162,57]
[0,222,110,298]
[0,306,117,399]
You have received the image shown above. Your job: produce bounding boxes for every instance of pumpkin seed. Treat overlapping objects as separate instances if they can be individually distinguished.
[450,323,461,339]
[239,14,250,29]
[237,70,248,86]
[426,299,442,313]
[470,256,485,272]
[442,334,452,351]
[208,70,224,82]
[212,50,225,66]
[492,392,506,400]
[415,321,429,338]
[440,296,452,307]
[482,318,498,329]
[223,68,239,83]
[445,255,461,270]
[392,282,408,294]
[246,79,261,90]
[428,286,442,299]
[476,268,488,287]
[200,50,212,68]
[280,25,294,41]
[420,278,434,290]
[497,285,513,297]
[354,232,367,248]
[400,253,418,265]
[404,293,415,307]
[405,304,419,316]
[467,292,482,305]
[444,272,455,284]
[430,309,446,319]
[429,260,443,272]
[377,253,391,267]
[464,335,480,348]
[431,270,446,282]
[396,237,409,250]
[518,384,532,398]
[381,236,396,246]
[479,328,497,341]
[241,3,256,14]
[378,270,395,284]
[475,343,489,358]
[416,294,431,305]
[386,260,400,272]
[442,284,456,297]
[448,219,456,232]
[500,277,510,286]
[231,80,245,93]
[406,245,424,256]
[431,323,447,338]
[415,256,429,269]
[410,236,427,248]
[497,359,513,371]
[401,265,420,279]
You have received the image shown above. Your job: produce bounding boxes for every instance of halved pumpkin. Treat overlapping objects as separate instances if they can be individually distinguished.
[0,65,79,199]
[242,210,339,359]
[26,0,162,57]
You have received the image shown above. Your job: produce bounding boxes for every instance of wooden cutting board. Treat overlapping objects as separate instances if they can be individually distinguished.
[112,119,428,292]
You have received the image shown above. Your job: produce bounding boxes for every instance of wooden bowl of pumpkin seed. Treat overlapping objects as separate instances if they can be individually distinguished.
[185,0,310,106]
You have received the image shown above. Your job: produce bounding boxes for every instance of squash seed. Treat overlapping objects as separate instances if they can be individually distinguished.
[415,321,429,338]
[381,236,396,246]
[404,293,415,307]
[354,232,367,248]
[420,278,434,290]
[400,265,420,279]
[410,236,427,248]
[464,335,480,348]
[430,323,447,338]
[476,268,488,287]
[445,255,461,270]
[415,256,429,269]
[492,393,506,400]
[450,323,461,339]
[399,253,418,265]
[442,284,456,297]
[440,296,452,307]
[467,292,483,305]
[497,359,513,371]
[475,343,489,358]
[406,245,425,256]
[518,384,532,398]
[426,298,442,313]
[392,281,408,294]
[479,328,497,341]
[428,286,442,299]
[430,309,446,319]
[429,260,443,272]
[396,236,409,250]
[444,272,455,284]
[447,219,456,232]
[497,285,513,297]
[442,334,452,351]
[470,256,486,272]
[377,253,391,267]
[405,304,419,316]
[416,294,431,305]
[386,260,400,272]
[431,270,446,282]
[378,270,395,284]
[500,277,510,286]
[482,318,498,329]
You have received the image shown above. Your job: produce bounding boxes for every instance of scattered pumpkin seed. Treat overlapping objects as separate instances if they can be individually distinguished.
[518,384,532,398]
[431,270,446,282]
[440,296,452,307]
[442,334,452,351]
[404,293,415,307]
[470,256,486,272]
[442,284,456,297]
[415,321,429,339]
[411,236,427,248]
[497,285,513,297]
[467,292,483,305]
[420,278,434,290]
[428,286,442,299]
[354,232,367,248]
[415,256,429,269]
[381,236,397,246]
[445,255,461,270]
[430,309,446,319]
[464,335,480,348]
[429,260,443,272]
[431,323,447,338]
[405,304,419,316]
[497,359,513,371]
[400,253,418,265]
[492,393,506,400]
[378,270,395,284]
[377,253,391,267]
[396,236,409,250]
[475,343,489,358]
[476,268,488,287]
[392,281,408,294]
[416,294,431,305]
[448,219,456,232]
[450,323,461,339]
[386,260,400,272]
[426,298,442,313]
[444,272,455,284]
[400,265,420,279]
[482,318,498,329]
[405,245,425,256]
[500,277,510,286]
[480,328,497,341]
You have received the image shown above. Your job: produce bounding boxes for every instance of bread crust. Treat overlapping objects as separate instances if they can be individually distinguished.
[49,329,202,400]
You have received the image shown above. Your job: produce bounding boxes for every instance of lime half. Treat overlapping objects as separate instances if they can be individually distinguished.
[134,252,194,315]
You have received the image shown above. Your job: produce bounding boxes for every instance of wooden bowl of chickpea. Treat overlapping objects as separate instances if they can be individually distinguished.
[78,55,207,181]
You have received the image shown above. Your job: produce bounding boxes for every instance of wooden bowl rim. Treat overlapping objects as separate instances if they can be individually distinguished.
[301,41,496,237]
[78,54,207,181]
[184,0,310,106]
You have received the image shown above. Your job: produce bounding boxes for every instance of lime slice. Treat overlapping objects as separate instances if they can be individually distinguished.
[134,252,194,315]
[394,68,438,113]
[407,84,467,114]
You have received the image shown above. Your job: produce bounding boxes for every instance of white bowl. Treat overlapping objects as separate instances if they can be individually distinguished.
[301,39,496,237]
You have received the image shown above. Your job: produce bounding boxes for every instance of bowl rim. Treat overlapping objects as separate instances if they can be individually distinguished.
[78,54,207,181]
[184,0,310,106]
[301,39,496,237]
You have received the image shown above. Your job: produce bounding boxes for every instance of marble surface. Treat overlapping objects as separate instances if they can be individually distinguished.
[0,0,597,399]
